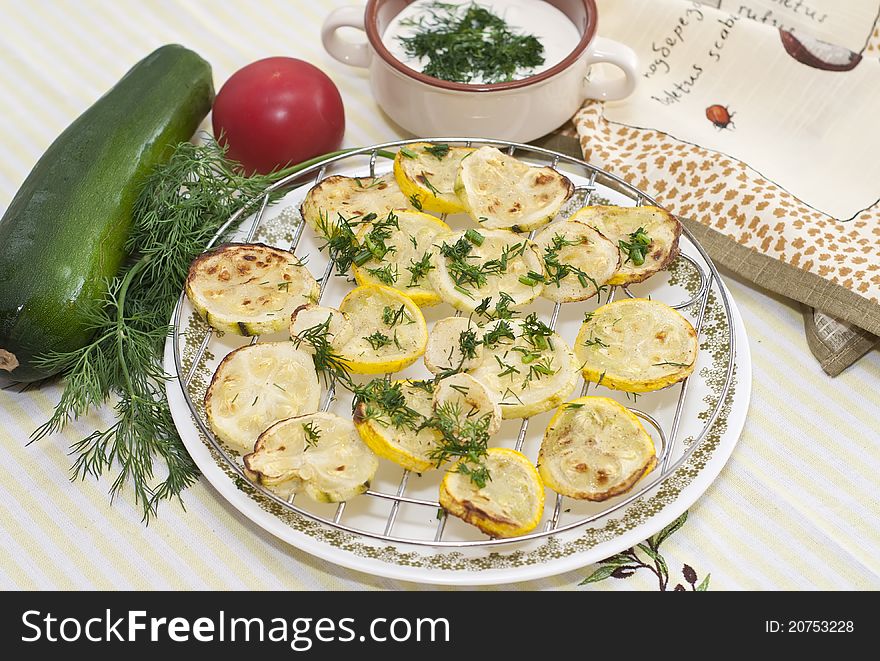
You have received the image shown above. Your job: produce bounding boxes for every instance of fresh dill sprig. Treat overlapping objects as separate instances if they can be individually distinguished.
[424,401,492,488]
[398,1,545,84]
[406,251,434,286]
[353,379,424,431]
[291,316,352,389]
[29,138,353,520]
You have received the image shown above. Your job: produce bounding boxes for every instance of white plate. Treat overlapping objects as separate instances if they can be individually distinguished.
[165,143,751,585]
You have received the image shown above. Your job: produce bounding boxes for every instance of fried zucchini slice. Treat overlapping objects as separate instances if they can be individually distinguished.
[538,397,656,501]
[439,448,544,538]
[574,299,698,392]
[433,372,502,436]
[186,243,318,336]
[244,411,378,503]
[289,304,353,352]
[570,205,681,285]
[352,209,450,306]
[300,173,411,232]
[468,316,579,419]
[204,342,321,454]
[454,146,574,231]
[533,219,620,303]
[393,142,474,214]
[423,316,484,375]
[353,379,440,472]
[429,228,544,313]
[337,284,428,374]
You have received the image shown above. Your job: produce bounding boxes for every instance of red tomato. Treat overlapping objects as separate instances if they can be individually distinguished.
[212,57,345,174]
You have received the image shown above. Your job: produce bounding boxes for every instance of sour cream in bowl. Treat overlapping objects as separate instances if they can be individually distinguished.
[322,0,638,142]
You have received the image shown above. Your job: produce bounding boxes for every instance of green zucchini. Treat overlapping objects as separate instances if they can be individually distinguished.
[0,44,214,382]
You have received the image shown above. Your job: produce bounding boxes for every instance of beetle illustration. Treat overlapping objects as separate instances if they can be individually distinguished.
[706,104,735,130]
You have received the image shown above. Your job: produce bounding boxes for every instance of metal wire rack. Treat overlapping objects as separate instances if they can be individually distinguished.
[171,138,735,549]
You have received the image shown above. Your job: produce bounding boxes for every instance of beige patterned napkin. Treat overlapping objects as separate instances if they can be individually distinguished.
[571,0,880,373]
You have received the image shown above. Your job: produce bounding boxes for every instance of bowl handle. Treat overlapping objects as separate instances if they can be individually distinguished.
[322,6,372,68]
[581,37,638,101]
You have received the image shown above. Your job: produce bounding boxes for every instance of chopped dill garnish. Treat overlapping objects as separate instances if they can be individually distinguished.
[424,401,491,488]
[398,1,545,84]
[366,263,399,286]
[383,304,414,327]
[582,335,609,349]
[302,421,321,449]
[619,227,652,266]
[406,251,434,286]
[353,379,424,430]
[458,328,480,360]
[482,320,516,349]
[423,143,450,159]
[364,331,392,350]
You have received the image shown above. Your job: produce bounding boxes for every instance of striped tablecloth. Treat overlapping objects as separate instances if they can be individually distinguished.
[1,0,878,590]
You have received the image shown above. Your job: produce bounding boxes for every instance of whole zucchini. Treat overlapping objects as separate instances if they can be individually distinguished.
[0,44,214,382]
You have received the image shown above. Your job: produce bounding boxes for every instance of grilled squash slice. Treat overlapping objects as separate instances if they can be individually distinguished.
[574,299,698,392]
[337,285,428,374]
[454,146,574,231]
[570,205,681,285]
[467,317,579,419]
[429,229,544,313]
[433,372,502,436]
[423,316,484,375]
[352,209,450,306]
[300,172,411,232]
[538,397,656,501]
[393,142,473,214]
[353,379,441,472]
[533,219,620,302]
[439,447,544,538]
[289,304,353,352]
[204,342,321,454]
[186,243,318,336]
[245,411,378,503]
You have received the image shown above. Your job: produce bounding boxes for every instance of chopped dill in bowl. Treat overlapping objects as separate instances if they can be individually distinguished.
[392,1,551,84]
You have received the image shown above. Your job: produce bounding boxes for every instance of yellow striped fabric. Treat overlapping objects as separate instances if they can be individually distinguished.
[0,0,878,590]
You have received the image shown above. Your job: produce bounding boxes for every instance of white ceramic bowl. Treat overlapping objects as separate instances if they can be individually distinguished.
[322,0,637,142]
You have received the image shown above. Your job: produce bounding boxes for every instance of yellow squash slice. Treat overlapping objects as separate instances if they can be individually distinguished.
[538,397,656,501]
[423,316,484,375]
[204,342,321,454]
[429,228,544,313]
[245,411,378,503]
[468,317,579,419]
[454,146,574,231]
[432,372,502,436]
[353,379,440,472]
[533,219,620,303]
[439,448,545,538]
[186,243,318,336]
[574,299,698,392]
[393,142,474,214]
[570,205,681,285]
[352,209,450,306]
[300,172,411,232]
[337,284,428,374]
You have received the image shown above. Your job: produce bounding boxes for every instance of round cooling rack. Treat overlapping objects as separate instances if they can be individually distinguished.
[164,138,751,585]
